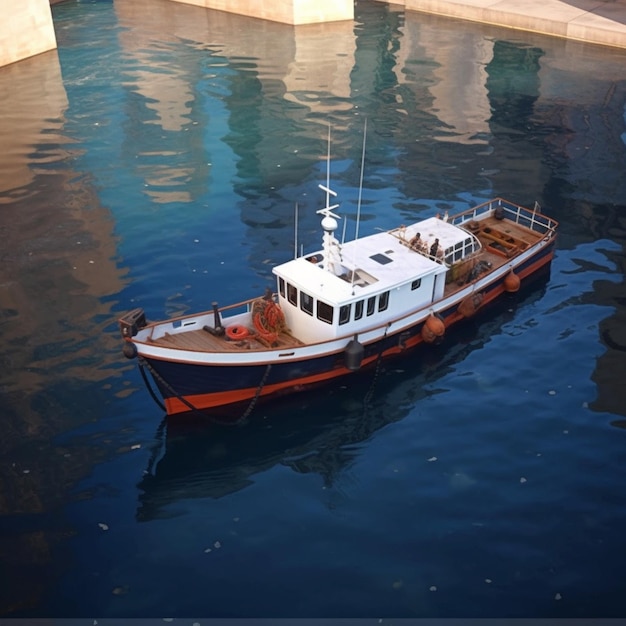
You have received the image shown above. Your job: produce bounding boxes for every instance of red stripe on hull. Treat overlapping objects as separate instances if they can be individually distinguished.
[164,249,555,416]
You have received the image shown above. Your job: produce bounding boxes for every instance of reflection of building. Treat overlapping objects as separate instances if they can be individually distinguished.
[0,46,128,615]
[0,49,125,459]
[113,0,358,262]
[394,18,493,145]
[0,52,67,196]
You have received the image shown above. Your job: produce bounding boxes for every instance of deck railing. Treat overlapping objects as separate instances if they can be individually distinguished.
[451,198,558,239]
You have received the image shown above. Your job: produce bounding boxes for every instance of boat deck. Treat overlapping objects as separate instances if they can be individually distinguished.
[149,325,305,353]
[142,214,545,354]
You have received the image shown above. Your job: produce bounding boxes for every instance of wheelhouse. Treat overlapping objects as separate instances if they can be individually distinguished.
[273,214,481,342]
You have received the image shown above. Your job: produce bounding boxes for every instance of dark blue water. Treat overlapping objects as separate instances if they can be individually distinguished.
[1,0,625,619]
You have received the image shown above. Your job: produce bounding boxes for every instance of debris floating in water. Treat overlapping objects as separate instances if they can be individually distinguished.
[520,477,527,484]
[429,586,437,592]
[427,456,437,462]
[98,523,109,531]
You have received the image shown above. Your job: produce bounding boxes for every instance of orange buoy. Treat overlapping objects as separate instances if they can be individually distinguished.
[458,292,484,318]
[504,270,521,293]
[421,313,445,344]
[226,324,250,340]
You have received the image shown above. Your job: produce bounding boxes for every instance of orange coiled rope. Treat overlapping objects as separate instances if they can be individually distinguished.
[252,298,286,346]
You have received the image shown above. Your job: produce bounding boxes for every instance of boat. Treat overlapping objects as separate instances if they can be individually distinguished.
[119,141,558,418]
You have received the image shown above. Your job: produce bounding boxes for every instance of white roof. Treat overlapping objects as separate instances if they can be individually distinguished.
[274,217,461,305]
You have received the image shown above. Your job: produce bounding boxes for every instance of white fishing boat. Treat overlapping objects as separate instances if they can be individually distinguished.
[119,134,558,418]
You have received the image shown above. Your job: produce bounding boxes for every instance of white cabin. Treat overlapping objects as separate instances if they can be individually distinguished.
[273,213,482,343]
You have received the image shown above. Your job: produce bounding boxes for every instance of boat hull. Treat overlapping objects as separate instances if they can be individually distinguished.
[137,238,556,416]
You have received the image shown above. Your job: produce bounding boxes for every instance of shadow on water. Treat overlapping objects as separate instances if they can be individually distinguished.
[135,269,550,521]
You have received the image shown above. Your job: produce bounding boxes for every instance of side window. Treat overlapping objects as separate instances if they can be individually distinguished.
[300,291,314,315]
[317,300,333,324]
[287,283,298,306]
[278,277,285,297]
[378,291,389,312]
[411,279,421,290]
[354,300,364,320]
[366,296,376,316]
[339,304,351,325]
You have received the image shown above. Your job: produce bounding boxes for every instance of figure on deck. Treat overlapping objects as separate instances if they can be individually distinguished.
[410,232,422,251]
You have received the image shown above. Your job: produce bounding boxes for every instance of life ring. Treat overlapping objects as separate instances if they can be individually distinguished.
[226,324,250,340]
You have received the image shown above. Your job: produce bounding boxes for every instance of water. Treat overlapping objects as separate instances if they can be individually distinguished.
[1,0,625,619]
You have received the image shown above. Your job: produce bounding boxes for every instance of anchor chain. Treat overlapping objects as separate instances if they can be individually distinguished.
[137,356,271,425]
[239,363,272,421]
[363,323,391,406]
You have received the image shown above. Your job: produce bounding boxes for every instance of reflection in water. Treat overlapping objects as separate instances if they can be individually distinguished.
[137,273,550,521]
[0,0,625,616]
[0,44,128,617]
[0,51,68,198]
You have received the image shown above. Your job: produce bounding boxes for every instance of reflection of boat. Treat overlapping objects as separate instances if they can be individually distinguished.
[136,270,550,520]
[119,135,558,417]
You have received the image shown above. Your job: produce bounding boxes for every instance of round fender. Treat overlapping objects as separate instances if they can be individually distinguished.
[504,270,521,293]
[123,340,137,359]
[422,313,445,344]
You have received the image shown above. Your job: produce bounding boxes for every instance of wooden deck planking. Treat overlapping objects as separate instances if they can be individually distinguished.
[151,326,303,353]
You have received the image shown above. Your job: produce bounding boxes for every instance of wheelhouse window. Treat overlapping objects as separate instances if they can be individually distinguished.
[411,278,422,290]
[300,290,314,316]
[339,304,351,325]
[378,291,389,312]
[354,300,364,320]
[317,300,333,324]
[366,296,376,316]
[287,282,298,306]
[278,277,285,297]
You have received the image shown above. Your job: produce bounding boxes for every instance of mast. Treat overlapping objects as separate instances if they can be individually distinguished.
[316,125,342,275]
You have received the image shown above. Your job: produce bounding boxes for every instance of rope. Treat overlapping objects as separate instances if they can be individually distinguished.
[137,356,271,425]
[138,357,166,412]
[139,356,202,416]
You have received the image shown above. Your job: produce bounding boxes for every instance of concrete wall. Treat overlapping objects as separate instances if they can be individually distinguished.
[0,0,57,67]
[378,0,626,49]
[168,0,353,25]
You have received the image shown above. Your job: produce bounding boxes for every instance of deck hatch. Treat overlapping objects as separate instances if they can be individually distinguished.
[370,253,393,265]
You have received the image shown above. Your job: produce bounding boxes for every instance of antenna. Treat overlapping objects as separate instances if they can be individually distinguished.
[317,124,340,219]
[350,120,367,289]
[354,118,367,243]
[293,202,299,259]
